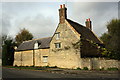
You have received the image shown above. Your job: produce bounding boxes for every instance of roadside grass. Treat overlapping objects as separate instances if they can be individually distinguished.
[4,65,59,71]
[4,66,119,71]
[75,67,119,71]
[5,66,40,70]
[107,67,119,71]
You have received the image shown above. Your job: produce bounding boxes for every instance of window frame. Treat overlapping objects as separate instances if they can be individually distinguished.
[43,56,48,63]
[55,43,61,49]
[55,32,60,40]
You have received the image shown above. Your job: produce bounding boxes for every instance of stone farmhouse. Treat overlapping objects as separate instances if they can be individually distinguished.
[14,4,120,69]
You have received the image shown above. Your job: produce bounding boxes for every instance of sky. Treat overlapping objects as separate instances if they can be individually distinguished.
[0,1,119,39]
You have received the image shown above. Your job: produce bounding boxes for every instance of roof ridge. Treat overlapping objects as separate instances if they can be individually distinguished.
[66,19,85,27]
[23,37,51,43]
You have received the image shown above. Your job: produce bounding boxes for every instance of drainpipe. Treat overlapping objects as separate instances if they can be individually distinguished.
[33,49,35,66]
[21,52,22,66]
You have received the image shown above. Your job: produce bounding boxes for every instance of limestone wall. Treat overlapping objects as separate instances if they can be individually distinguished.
[80,58,120,70]
[22,50,33,66]
[34,49,49,66]
[14,51,22,66]
[49,23,81,69]
[13,50,33,66]
[14,49,49,67]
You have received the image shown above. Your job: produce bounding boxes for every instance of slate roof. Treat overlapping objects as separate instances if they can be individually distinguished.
[16,37,51,51]
[67,19,102,44]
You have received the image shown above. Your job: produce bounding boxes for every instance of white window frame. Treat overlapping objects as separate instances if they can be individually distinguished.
[43,56,48,63]
[55,32,60,40]
[55,43,61,48]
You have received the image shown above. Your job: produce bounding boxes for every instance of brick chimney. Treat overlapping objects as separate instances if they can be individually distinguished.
[85,18,92,30]
[59,4,67,23]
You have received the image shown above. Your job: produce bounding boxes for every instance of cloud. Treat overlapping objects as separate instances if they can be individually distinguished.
[13,13,57,39]
[118,1,120,19]
[69,2,118,36]
[2,2,118,39]
[2,13,13,35]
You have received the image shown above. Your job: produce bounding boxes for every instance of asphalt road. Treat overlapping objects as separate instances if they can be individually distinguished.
[2,67,120,80]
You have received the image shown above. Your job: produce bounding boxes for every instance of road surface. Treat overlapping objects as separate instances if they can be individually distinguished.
[2,67,120,80]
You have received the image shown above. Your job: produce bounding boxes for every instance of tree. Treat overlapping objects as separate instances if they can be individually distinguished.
[2,35,16,66]
[15,28,33,46]
[100,19,120,60]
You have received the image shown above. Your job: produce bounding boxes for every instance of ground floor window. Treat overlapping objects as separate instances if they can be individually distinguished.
[43,56,48,63]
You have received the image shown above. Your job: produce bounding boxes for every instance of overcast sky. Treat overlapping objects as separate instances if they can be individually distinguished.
[1,2,119,39]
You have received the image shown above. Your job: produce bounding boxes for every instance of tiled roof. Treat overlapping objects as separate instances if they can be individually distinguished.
[67,19,102,44]
[16,37,51,51]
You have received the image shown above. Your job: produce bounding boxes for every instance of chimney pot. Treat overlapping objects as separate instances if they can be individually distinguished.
[63,4,65,8]
[85,18,92,30]
[60,5,62,8]
[88,18,90,21]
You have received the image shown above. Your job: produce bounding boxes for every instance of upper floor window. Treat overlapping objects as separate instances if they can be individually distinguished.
[55,32,60,40]
[55,43,61,48]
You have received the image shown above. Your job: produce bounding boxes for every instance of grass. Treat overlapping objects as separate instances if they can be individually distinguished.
[6,66,38,70]
[5,66,119,71]
[5,65,58,70]
[107,67,119,71]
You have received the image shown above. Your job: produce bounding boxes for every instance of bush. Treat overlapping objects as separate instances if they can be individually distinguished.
[43,66,49,68]
[76,67,81,70]
[107,67,118,71]
[14,65,18,67]
[83,67,88,70]
[50,66,57,68]
[100,67,104,70]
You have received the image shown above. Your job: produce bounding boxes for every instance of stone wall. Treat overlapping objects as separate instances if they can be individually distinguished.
[13,49,49,67]
[49,22,81,69]
[13,50,33,66]
[80,58,120,70]
[35,49,49,66]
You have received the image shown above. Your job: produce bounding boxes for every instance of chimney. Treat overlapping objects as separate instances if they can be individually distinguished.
[85,18,92,30]
[59,4,67,23]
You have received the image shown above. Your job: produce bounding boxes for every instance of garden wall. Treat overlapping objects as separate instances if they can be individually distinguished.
[81,58,120,70]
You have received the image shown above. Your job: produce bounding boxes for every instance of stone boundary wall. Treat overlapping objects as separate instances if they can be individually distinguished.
[81,58,120,70]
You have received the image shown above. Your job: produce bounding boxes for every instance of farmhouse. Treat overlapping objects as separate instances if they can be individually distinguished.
[14,4,120,69]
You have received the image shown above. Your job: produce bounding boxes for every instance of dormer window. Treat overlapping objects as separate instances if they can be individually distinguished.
[34,41,39,49]
[55,32,60,40]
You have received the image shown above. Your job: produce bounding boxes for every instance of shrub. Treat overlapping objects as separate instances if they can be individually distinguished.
[76,67,81,70]
[99,67,104,71]
[43,66,49,68]
[83,67,88,70]
[50,66,57,68]
[107,67,118,71]
[14,65,18,67]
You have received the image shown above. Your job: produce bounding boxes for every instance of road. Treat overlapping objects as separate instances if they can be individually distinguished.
[2,67,120,80]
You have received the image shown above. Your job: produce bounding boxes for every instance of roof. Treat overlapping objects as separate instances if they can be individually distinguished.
[66,19,102,44]
[16,37,51,51]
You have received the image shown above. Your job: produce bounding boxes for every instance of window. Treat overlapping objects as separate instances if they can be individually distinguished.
[34,41,38,49]
[43,56,48,63]
[55,32,60,39]
[55,43,61,48]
